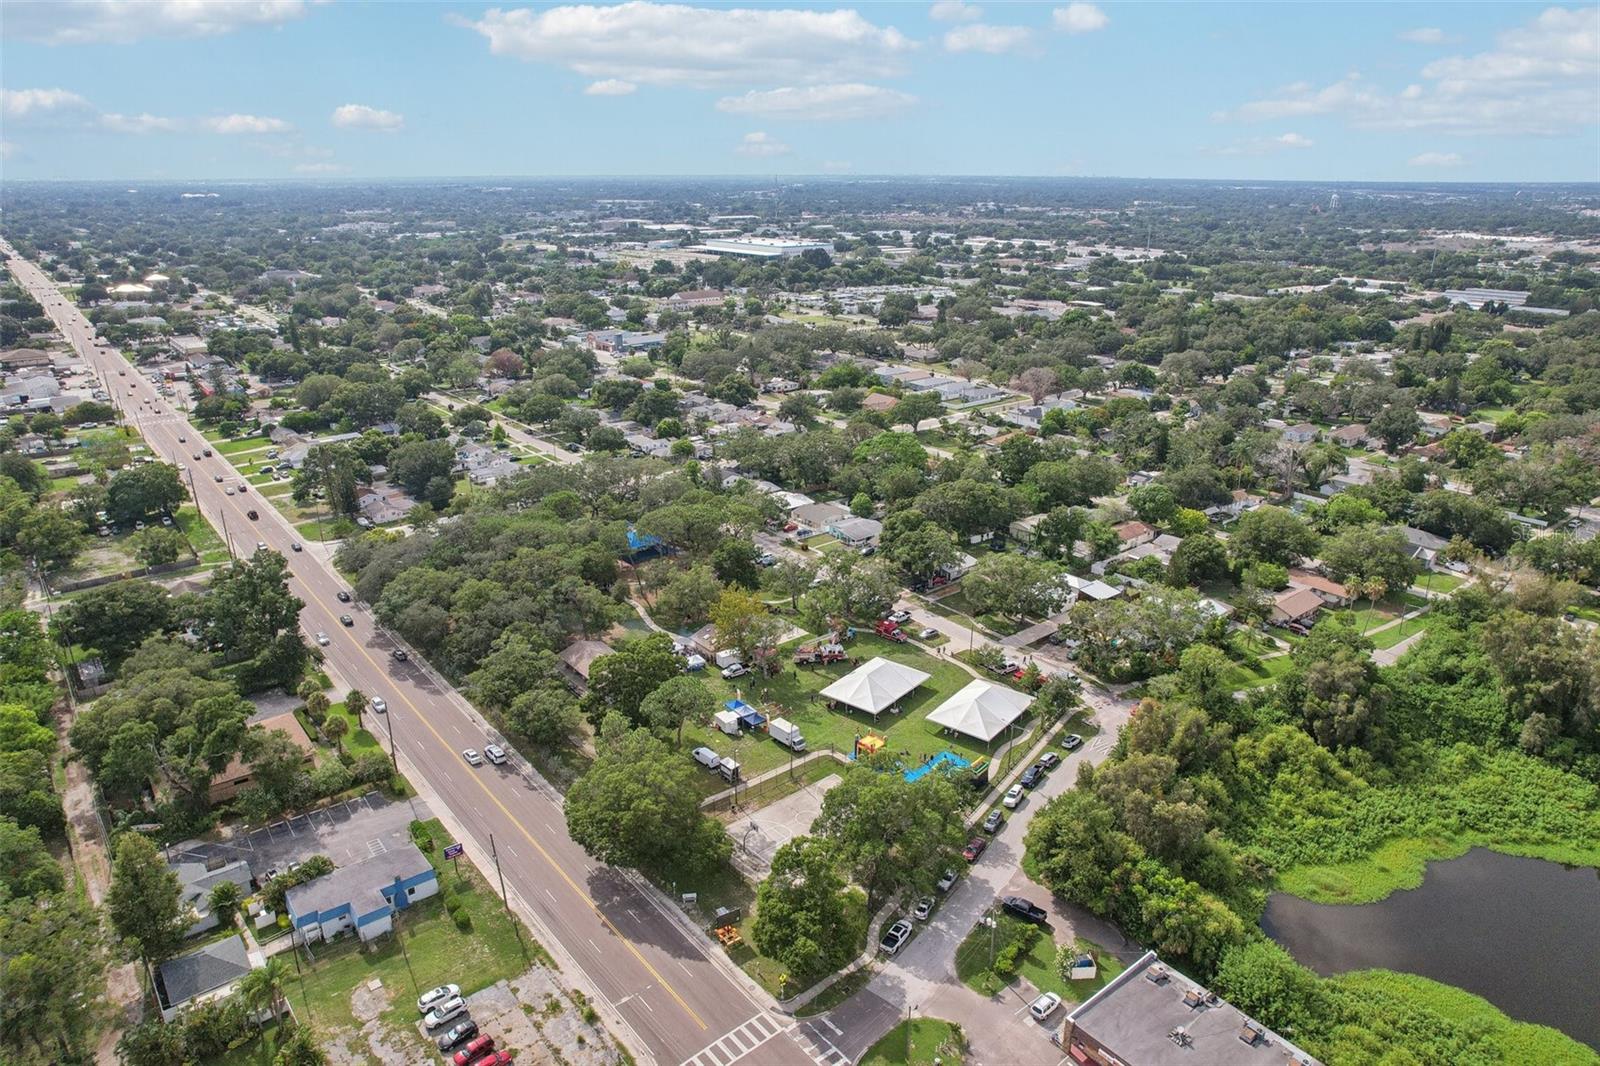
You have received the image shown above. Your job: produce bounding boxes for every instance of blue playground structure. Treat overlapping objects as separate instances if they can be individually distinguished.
[903,750,970,783]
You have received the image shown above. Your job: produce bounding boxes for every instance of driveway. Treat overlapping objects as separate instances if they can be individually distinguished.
[168,792,432,880]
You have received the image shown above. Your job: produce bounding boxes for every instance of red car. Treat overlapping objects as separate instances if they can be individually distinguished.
[471,1053,513,1066]
[453,1036,494,1066]
[962,837,987,862]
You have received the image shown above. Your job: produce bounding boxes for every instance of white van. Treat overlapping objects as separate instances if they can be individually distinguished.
[693,746,721,770]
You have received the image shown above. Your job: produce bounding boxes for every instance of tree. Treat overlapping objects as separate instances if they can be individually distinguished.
[344,688,367,723]
[653,564,724,628]
[0,817,66,899]
[917,478,1020,540]
[323,714,349,754]
[962,554,1064,620]
[1168,534,1231,587]
[129,526,186,567]
[852,431,928,471]
[208,879,242,930]
[198,551,306,687]
[1319,525,1421,593]
[1281,619,1388,749]
[389,438,456,505]
[1369,403,1421,453]
[1012,366,1059,405]
[1210,942,1328,1042]
[1229,506,1319,568]
[709,587,789,668]
[106,462,187,526]
[15,507,86,572]
[711,537,761,589]
[813,768,966,907]
[752,836,861,986]
[508,683,583,747]
[107,832,188,967]
[587,633,682,724]
[638,675,715,744]
[766,557,816,610]
[239,956,290,1029]
[271,1022,329,1066]
[1129,484,1178,527]
[0,891,107,1063]
[564,726,730,877]
[0,705,54,757]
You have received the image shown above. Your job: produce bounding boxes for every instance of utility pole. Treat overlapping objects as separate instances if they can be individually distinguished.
[386,707,399,769]
[490,834,530,964]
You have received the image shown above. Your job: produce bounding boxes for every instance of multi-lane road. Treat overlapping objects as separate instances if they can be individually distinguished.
[4,248,817,1066]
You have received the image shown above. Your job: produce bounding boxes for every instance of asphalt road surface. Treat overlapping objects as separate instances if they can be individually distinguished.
[5,247,816,1066]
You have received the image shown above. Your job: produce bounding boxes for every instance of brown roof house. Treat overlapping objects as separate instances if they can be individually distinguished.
[209,712,315,805]
[861,392,899,414]
[558,639,614,691]
[1287,568,1354,606]
[1270,587,1326,627]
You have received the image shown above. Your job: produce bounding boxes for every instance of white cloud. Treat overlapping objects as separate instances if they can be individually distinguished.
[584,79,638,96]
[461,1,914,89]
[1053,3,1108,34]
[1398,27,1446,44]
[294,162,348,174]
[0,87,92,118]
[735,131,791,157]
[1409,151,1464,167]
[716,83,916,121]
[202,114,291,134]
[943,23,1033,54]
[5,0,318,45]
[1202,131,1316,156]
[821,159,853,172]
[929,1,981,22]
[331,104,404,131]
[99,112,181,134]
[1219,7,1598,135]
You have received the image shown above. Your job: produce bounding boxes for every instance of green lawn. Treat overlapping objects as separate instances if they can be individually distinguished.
[1414,572,1466,594]
[322,701,383,758]
[955,913,1124,1006]
[675,633,1006,781]
[1222,653,1295,691]
[284,818,541,1042]
[207,1020,288,1066]
[214,435,271,455]
[1369,616,1430,650]
[861,1018,966,1066]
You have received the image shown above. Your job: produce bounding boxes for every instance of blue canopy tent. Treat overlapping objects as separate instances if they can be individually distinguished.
[725,698,766,730]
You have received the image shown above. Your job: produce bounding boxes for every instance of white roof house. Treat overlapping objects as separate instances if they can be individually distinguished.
[924,679,1033,742]
[819,657,930,716]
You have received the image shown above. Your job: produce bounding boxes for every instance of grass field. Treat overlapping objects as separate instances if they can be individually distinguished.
[860,1018,966,1066]
[1221,653,1295,691]
[1277,832,1600,905]
[282,818,541,1041]
[674,632,1008,782]
[955,913,1124,1005]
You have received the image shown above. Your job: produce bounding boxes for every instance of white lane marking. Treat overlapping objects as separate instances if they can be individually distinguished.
[820,1018,843,1037]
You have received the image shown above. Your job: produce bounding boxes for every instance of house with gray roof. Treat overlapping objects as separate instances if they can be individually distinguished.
[173,858,254,936]
[285,842,438,944]
[154,933,263,1023]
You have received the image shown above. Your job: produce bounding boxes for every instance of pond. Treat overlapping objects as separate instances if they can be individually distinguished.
[1262,848,1600,1049]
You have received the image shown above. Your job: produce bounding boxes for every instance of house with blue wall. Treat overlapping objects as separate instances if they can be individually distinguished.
[285,842,438,944]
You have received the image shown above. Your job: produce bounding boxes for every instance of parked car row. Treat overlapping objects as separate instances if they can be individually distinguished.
[422,985,514,1064]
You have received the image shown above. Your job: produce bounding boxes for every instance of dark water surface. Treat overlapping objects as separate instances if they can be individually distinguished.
[1262,848,1600,1049]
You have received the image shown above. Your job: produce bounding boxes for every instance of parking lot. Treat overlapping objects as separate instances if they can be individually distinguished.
[168,792,431,880]
[727,773,841,879]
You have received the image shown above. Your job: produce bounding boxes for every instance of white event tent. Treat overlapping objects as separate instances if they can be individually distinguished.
[924,679,1034,742]
[819,657,931,716]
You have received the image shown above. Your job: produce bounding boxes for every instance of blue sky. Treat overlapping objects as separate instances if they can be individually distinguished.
[2,1,1595,182]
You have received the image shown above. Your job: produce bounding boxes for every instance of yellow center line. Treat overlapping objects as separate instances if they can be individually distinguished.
[295,542,709,1032]
[19,259,708,1036]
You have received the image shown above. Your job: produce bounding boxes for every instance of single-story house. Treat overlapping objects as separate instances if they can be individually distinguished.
[154,934,264,1023]
[285,842,439,944]
[1113,521,1156,548]
[924,679,1033,743]
[1328,423,1370,447]
[1009,513,1048,545]
[665,288,725,309]
[1287,569,1353,606]
[173,859,255,936]
[790,501,850,531]
[819,657,930,717]
[1064,573,1122,601]
[209,712,315,804]
[356,486,414,526]
[558,639,614,689]
[1282,423,1319,444]
[861,392,899,414]
[827,516,883,548]
[1400,525,1450,568]
[1271,587,1326,626]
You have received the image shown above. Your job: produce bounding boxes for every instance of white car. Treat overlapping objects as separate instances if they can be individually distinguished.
[1003,785,1025,809]
[485,744,507,765]
[462,749,483,766]
[315,632,330,646]
[417,984,461,1014]
[913,897,934,921]
[1028,992,1062,1021]
[879,919,913,956]
[423,996,467,1030]
[371,697,387,714]
[720,663,747,679]
[935,868,958,892]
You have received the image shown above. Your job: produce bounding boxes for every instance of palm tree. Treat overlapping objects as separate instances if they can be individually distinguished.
[324,715,349,755]
[1359,577,1388,636]
[295,678,321,705]
[345,688,367,724]
[239,956,290,1030]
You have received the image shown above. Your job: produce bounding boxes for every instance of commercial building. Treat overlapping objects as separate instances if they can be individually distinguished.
[700,237,834,259]
[285,842,439,944]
